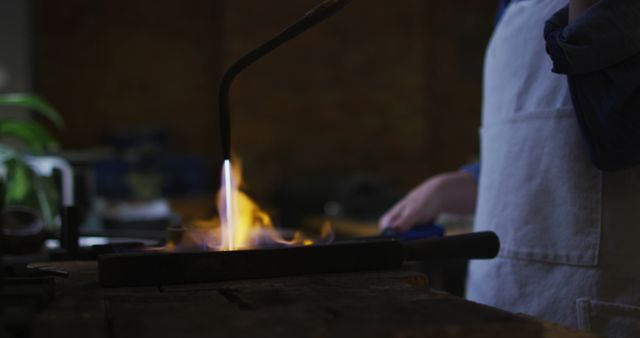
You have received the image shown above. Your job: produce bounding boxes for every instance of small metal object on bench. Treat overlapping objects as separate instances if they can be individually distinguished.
[98,231,499,287]
[26,264,70,278]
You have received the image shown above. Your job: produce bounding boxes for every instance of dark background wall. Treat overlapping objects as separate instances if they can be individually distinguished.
[32,0,495,207]
[33,0,223,160]
[0,0,32,117]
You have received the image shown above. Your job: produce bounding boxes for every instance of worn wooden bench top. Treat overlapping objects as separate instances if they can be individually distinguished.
[28,261,598,338]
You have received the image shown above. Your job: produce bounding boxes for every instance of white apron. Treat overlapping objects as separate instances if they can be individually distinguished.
[466,0,640,337]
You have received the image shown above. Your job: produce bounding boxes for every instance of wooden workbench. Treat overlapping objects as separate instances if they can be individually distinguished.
[24,261,597,338]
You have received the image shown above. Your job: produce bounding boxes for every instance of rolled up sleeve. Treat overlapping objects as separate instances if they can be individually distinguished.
[544,1,640,171]
[545,2,640,75]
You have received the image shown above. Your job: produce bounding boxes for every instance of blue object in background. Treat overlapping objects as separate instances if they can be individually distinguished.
[92,128,211,199]
[94,155,209,199]
[381,222,445,241]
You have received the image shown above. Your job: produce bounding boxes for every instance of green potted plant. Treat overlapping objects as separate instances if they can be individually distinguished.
[0,93,64,253]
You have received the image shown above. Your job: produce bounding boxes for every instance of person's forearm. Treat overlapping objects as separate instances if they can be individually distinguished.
[569,0,599,22]
[439,171,478,215]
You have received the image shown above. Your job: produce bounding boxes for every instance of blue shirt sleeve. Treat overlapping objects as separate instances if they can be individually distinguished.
[460,162,480,182]
[495,0,511,25]
[544,2,640,171]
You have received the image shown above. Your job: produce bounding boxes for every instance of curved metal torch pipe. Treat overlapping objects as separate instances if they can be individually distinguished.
[218,0,352,160]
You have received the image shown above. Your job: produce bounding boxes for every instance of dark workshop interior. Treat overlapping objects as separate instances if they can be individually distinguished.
[0,0,616,337]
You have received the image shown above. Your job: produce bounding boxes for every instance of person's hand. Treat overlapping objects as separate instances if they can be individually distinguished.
[379,171,478,233]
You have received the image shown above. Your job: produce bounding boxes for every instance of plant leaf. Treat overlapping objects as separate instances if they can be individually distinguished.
[0,120,59,154]
[0,93,64,128]
[5,159,32,203]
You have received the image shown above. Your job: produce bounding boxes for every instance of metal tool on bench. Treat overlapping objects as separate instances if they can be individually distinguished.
[98,231,499,287]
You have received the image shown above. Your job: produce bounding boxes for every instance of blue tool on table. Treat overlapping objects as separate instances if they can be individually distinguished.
[381,222,445,241]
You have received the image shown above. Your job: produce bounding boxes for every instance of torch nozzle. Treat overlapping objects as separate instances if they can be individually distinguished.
[218,0,352,161]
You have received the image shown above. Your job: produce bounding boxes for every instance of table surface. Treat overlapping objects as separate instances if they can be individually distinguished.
[22,261,599,338]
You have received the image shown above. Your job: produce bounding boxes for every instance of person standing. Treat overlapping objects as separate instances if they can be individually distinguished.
[380,1,640,337]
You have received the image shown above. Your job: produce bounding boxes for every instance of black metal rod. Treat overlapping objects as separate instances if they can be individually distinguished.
[403,231,500,261]
[60,206,79,258]
[99,238,402,287]
[218,0,351,160]
[98,232,499,287]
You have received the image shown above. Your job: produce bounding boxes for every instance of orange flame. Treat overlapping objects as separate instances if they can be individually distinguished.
[166,159,333,252]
